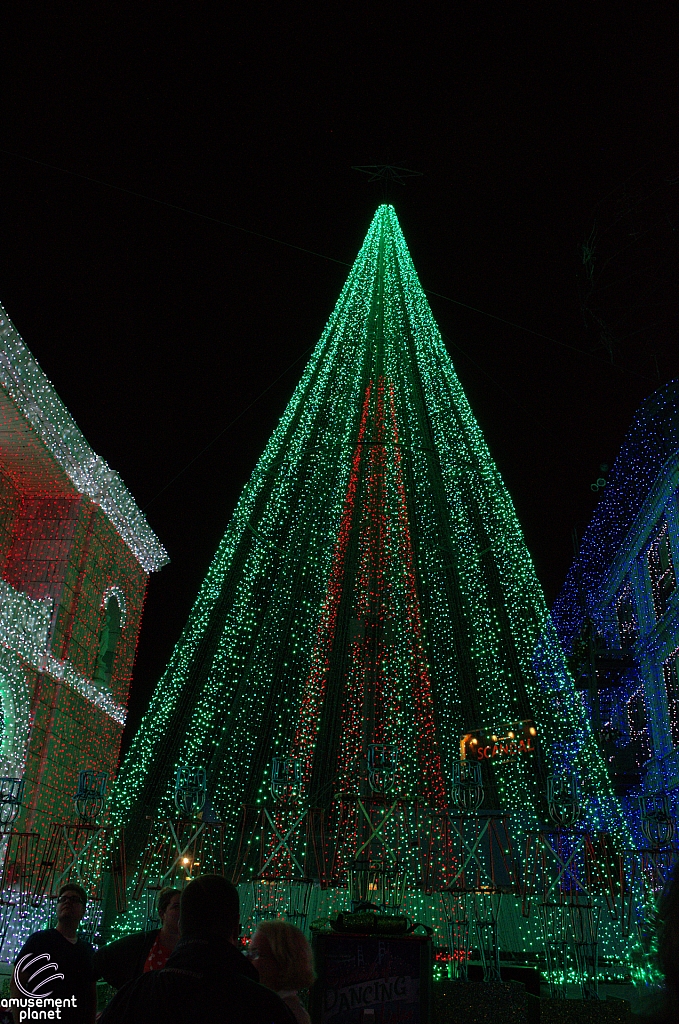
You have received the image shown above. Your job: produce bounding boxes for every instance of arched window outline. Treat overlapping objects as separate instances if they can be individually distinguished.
[663,649,679,750]
[615,582,638,649]
[647,519,676,619]
[92,586,127,692]
[100,586,127,627]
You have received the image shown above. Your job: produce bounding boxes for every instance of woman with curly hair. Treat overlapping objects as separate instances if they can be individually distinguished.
[248,920,316,1024]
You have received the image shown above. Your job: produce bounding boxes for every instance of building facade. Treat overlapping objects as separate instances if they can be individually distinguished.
[0,301,167,838]
[552,381,679,837]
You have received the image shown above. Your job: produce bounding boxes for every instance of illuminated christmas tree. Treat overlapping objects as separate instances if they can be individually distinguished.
[111,206,630,967]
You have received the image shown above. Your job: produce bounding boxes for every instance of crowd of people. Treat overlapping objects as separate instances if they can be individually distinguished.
[10,875,314,1023]
[6,863,679,1023]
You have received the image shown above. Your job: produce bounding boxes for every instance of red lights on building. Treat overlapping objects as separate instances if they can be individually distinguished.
[0,301,167,836]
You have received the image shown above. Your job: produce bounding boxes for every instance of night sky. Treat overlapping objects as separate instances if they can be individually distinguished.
[0,7,676,750]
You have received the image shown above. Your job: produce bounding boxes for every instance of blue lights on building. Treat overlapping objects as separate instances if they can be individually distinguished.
[553,382,679,838]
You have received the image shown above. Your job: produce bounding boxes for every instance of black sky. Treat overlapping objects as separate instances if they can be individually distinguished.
[0,6,677,750]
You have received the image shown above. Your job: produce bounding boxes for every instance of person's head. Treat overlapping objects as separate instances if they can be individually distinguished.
[157,888,181,936]
[56,883,87,927]
[179,875,240,944]
[248,920,315,992]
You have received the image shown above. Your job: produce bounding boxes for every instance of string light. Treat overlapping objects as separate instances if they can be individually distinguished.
[553,381,679,842]
[553,383,679,652]
[0,301,165,958]
[0,306,168,573]
[110,206,631,964]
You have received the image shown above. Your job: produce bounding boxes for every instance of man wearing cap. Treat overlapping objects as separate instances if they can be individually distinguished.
[11,882,96,1023]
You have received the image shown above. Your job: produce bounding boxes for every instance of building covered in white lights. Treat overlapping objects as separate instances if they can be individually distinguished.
[0,300,167,956]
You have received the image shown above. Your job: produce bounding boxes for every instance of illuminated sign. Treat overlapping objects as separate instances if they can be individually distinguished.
[460,720,537,763]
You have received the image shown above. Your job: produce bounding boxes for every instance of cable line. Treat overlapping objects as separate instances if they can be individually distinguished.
[141,342,315,510]
[0,148,350,267]
[0,147,656,380]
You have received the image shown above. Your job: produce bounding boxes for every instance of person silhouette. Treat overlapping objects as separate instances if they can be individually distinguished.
[248,920,315,1024]
[99,875,294,1023]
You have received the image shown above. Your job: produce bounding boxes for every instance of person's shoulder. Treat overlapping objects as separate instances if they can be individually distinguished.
[230,976,297,1023]
[281,992,312,1024]
[74,935,95,956]
[101,971,295,1024]
[98,969,160,1023]
[95,930,155,954]
[17,929,58,955]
